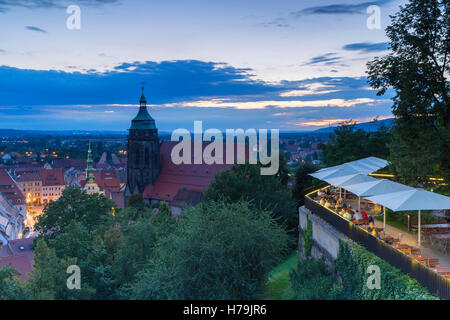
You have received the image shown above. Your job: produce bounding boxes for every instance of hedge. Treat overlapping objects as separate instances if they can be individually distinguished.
[334,240,439,300]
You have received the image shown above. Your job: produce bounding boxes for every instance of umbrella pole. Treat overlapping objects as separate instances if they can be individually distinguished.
[358,197,361,211]
[418,210,421,248]
[339,188,342,199]
[383,206,386,235]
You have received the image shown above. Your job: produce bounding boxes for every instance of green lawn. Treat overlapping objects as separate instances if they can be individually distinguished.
[260,251,298,300]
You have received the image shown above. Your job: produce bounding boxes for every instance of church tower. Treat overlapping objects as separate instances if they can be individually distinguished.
[125,85,161,203]
[84,143,102,195]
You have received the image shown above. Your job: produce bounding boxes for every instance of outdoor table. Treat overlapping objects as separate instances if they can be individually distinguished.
[392,243,419,255]
[431,267,450,275]
[432,234,450,240]
[409,254,439,268]
[412,223,450,229]
[379,235,399,243]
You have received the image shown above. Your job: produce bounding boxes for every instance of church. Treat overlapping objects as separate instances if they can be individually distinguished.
[124,88,232,214]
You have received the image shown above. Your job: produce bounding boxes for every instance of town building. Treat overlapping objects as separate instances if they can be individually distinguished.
[17,171,42,205]
[41,169,65,204]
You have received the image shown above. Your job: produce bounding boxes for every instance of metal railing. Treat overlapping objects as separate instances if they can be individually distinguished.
[305,191,450,300]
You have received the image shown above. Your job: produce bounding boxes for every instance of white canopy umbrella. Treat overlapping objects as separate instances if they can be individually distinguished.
[361,156,390,168]
[343,179,413,197]
[310,157,389,178]
[343,179,414,228]
[324,173,376,188]
[365,189,450,247]
[326,173,377,201]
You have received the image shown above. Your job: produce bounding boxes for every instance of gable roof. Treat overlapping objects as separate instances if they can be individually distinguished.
[0,169,25,205]
[0,253,33,281]
[41,168,65,186]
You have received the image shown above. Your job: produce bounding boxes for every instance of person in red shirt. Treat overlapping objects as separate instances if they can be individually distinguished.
[361,210,369,222]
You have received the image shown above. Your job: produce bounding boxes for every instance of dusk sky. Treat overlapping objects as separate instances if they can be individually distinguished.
[0,0,405,132]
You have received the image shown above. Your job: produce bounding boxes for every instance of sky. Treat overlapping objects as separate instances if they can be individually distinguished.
[0,0,406,132]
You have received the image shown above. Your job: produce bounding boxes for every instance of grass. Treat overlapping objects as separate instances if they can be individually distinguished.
[260,250,298,300]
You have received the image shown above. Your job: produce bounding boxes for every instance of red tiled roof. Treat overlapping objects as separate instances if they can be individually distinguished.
[143,141,239,202]
[0,253,33,281]
[52,159,86,171]
[78,170,121,192]
[0,169,25,205]
[17,171,42,182]
[107,189,125,209]
[41,168,65,186]
[0,237,35,262]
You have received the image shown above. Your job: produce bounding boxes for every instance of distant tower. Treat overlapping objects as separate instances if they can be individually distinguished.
[84,143,102,195]
[125,84,161,204]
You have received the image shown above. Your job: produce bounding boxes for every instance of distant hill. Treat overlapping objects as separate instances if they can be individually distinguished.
[313,118,394,134]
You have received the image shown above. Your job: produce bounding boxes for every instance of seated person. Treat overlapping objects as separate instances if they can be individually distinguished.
[343,209,353,220]
[317,190,324,197]
[324,200,332,209]
[361,210,369,222]
[342,202,348,209]
[353,210,363,221]
[371,228,378,237]
[319,197,326,205]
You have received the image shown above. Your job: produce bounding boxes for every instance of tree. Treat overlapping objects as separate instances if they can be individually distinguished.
[320,120,391,167]
[367,0,449,190]
[126,193,145,209]
[0,267,29,300]
[35,187,116,237]
[292,162,320,206]
[27,239,94,299]
[128,201,289,300]
[203,164,297,232]
[276,152,290,187]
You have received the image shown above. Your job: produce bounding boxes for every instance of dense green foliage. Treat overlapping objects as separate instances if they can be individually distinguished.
[290,258,337,300]
[203,163,297,233]
[334,240,438,300]
[1,185,290,300]
[0,267,29,300]
[367,0,449,191]
[292,162,320,206]
[319,120,391,167]
[128,201,289,299]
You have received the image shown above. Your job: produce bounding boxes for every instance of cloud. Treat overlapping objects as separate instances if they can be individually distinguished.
[343,42,390,53]
[25,25,47,33]
[0,61,394,131]
[164,98,377,109]
[0,0,118,13]
[292,0,393,16]
[0,49,5,54]
[302,53,346,67]
[0,60,280,106]
[259,18,290,28]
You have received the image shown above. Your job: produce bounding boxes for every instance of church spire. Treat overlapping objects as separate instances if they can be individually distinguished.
[86,142,95,184]
[140,81,147,107]
[130,82,156,130]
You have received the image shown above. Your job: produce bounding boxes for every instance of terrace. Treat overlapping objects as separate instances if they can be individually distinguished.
[306,157,450,299]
